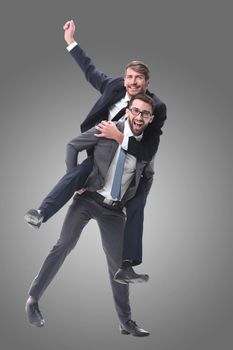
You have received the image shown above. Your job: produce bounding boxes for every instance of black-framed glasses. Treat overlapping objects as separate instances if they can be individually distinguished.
[129,107,152,119]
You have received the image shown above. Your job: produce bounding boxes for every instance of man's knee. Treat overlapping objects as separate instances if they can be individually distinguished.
[52,235,77,256]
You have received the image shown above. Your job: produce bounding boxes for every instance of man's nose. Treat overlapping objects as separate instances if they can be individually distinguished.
[136,114,143,121]
[131,76,137,84]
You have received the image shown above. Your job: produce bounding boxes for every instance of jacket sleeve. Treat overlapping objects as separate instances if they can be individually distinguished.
[142,158,155,196]
[127,102,167,162]
[69,44,113,94]
[65,127,98,172]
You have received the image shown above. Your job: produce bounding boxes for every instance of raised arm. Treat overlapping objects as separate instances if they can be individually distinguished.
[63,20,113,93]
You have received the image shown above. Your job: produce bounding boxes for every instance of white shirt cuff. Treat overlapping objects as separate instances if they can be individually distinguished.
[121,134,129,151]
[66,41,78,51]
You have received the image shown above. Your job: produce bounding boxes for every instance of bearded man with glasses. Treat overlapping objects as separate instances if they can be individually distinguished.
[25,94,158,336]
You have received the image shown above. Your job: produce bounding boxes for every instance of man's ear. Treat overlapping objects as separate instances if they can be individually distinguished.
[146,79,151,87]
[149,115,154,123]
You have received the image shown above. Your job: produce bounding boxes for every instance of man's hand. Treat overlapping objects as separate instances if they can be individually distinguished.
[95,121,124,144]
[63,19,76,45]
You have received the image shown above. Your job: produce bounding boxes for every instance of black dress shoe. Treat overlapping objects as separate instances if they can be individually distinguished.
[25,302,45,327]
[114,266,149,284]
[120,320,150,337]
[24,209,44,229]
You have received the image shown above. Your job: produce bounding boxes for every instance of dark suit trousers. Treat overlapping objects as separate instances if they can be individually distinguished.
[38,157,146,266]
[39,157,93,222]
[123,180,147,266]
[28,194,131,324]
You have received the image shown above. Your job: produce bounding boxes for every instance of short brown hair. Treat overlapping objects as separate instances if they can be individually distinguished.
[125,61,150,81]
[128,93,155,112]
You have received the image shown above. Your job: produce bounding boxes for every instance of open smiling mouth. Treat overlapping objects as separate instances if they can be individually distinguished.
[133,120,144,128]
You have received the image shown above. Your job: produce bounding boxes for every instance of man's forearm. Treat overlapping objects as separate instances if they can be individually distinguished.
[113,129,124,144]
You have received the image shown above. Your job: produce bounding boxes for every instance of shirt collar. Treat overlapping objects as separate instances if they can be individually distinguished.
[124,93,130,103]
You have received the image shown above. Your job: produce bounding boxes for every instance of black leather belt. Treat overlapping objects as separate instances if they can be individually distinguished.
[83,191,124,211]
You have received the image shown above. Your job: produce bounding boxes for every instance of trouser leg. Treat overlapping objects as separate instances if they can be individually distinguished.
[123,179,147,266]
[39,157,93,222]
[97,207,131,324]
[28,195,91,300]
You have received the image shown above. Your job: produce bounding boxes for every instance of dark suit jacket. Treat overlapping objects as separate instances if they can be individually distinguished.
[69,44,167,162]
[66,121,154,205]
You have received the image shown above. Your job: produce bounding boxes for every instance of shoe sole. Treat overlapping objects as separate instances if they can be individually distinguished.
[120,328,150,336]
[25,221,41,229]
[114,276,149,284]
[113,278,128,284]
[28,320,45,327]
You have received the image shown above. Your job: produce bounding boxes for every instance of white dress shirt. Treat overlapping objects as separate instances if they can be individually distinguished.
[98,120,142,200]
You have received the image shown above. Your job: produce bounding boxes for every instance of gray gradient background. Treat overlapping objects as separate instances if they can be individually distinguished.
[0,0,232,349]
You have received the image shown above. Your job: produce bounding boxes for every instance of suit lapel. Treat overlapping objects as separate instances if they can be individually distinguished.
[107,87,126,106]
[95,87,126,115]
[81,81,126,132]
